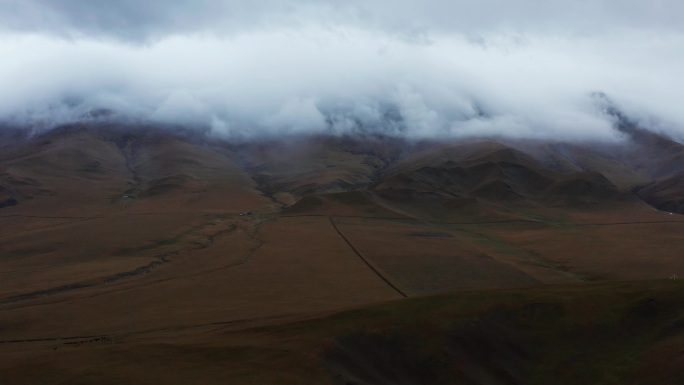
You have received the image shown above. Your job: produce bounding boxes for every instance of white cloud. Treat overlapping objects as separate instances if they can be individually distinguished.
[151,91,207,124]
[260,97,326,135]
[0,2,683,140]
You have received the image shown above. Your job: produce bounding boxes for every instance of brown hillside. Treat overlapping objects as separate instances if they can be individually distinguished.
[638,173,684,214]
[1,124,684,384]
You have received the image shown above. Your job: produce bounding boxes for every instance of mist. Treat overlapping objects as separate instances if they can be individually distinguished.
[1,1,683,141]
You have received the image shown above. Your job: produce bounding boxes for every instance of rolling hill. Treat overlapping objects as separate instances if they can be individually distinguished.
[1,121,683,384]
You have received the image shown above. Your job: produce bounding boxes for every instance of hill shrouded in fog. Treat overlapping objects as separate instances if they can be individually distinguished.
[3,111,684,218]
[2,1,684,384]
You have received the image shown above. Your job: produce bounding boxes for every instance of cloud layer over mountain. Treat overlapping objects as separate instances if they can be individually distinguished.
[1,1,683,140]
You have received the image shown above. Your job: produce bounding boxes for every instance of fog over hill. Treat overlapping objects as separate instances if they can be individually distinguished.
[1,1,683,141]
[4,4,684,383]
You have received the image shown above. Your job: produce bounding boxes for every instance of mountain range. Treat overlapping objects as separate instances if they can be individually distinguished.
[1,118,684,384]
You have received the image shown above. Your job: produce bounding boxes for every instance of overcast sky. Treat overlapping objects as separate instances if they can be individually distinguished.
[1,0,683,140]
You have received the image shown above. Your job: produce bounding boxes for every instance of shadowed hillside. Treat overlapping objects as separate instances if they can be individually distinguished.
[638,173,684,214]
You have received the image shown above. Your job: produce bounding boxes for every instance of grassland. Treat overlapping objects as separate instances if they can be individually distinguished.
[2,127,684,383]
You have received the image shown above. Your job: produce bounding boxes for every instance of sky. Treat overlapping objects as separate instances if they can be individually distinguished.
[0,0,683,140]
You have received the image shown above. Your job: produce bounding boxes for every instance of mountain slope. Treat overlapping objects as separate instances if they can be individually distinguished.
[1,122,684,384]
[638,173,684,214]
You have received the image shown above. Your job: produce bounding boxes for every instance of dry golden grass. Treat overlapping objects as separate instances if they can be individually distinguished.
[2,128,684,383]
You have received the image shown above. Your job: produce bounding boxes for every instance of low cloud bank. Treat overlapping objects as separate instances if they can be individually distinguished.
[0,3,683,141]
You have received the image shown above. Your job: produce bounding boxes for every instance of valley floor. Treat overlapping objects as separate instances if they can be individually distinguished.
[1,203,684,384]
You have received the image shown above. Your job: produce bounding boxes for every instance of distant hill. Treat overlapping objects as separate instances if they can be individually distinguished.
[1,121,682,216]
